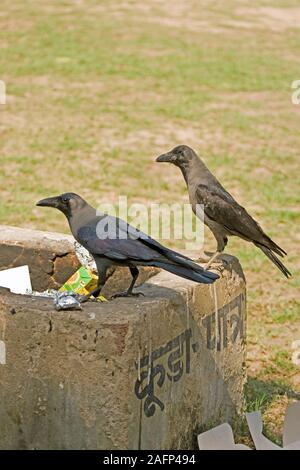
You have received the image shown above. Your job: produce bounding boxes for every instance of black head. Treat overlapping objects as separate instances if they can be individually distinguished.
[156,145,195,168]
[36,192,87,218]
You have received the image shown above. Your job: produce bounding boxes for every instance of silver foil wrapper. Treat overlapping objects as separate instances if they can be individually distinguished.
[74,241,97,271]
[28,289,82,311]
[54,291,82,311]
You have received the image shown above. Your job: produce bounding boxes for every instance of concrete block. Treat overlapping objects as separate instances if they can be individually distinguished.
[0,227,246,449]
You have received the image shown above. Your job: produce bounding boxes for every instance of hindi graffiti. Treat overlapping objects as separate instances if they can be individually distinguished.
[134,293,245,417]
[202,292,245,351]
[134,328,198,418]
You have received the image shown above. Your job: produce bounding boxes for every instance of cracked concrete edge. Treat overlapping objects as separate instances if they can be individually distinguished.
[0,251,244,322]
[0,225,74,255]
[0,224,244,300]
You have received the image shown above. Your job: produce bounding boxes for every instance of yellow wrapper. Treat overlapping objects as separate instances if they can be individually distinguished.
[59,266,98,296]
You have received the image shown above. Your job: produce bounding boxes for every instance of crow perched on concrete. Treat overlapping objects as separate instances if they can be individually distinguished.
[36,193,219,301]
[156,145,291,278]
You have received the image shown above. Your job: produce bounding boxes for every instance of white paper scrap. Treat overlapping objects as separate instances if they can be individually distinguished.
[198,402,300,450]
[0,265,32,294]
[284,440,300,450]
[198,423,250,450]
[283,402,300,448]
[246,411,282,450]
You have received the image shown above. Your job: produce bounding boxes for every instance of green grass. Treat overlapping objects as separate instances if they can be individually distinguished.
[269,301,300,324]
[245,391,269,413]
[239,376,300,446]
[265,350,298,375]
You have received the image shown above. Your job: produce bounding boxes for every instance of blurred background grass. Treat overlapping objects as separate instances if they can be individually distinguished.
[1,0,300,444]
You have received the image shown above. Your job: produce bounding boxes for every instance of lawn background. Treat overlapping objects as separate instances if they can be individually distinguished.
[1,0,300,445]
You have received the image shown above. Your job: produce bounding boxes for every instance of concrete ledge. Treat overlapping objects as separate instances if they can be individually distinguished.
[0,227,246,449]
[0,225,158,296]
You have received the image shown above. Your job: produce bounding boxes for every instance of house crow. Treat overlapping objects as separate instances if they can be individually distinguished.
[156,145,291,278]
[36,193,219,301]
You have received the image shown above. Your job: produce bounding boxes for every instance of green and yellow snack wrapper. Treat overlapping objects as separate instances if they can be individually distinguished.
[59,266,98,297]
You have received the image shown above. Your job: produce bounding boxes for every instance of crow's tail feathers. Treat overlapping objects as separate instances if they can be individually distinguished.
[257,244,291,278]
[142,236,219,280]
[262,235,287,257]
[153,261,219,284]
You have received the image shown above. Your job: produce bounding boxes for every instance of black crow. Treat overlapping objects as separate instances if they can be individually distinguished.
[156,145,291,278]
[36,193,219,301]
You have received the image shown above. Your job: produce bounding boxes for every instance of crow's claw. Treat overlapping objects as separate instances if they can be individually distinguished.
[111,291,145,299]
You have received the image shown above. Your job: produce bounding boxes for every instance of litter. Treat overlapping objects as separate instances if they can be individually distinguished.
[59,265,98,297]
[54,291,82,311]
[198,423,250,450]
[198,401,300,450]
[0,243,104,310]
[74,241,96,271]
[246,402,300,450]
[0,265,32,294]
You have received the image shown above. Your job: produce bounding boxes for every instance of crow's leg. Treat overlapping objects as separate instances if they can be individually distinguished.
[203,251,221,270]
[80,262,108,303]
[203,235,227,270]
[111,267,144,299]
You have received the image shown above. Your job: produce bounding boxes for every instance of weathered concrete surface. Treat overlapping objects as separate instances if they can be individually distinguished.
[0,227,246,450]
[0,225,158,296]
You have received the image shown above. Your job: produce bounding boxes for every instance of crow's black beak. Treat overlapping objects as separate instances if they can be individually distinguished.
[156,152,175,163]
[36,196,60,208]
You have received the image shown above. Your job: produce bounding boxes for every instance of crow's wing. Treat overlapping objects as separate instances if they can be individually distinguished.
[196,184,270,243]
[77,215,219,282]
[77,214,217,273]
[194,185,289,276]
[77,222,161,262]
[102,214,218,269]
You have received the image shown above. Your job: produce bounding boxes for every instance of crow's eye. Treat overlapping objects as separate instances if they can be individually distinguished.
[61,197,69,204]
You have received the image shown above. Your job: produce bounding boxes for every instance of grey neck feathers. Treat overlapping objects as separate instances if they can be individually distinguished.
[68,204,97,236]
[180,154,213,187]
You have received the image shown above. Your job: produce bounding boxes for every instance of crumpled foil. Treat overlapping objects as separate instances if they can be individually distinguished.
[74,241,97,271]
[53,291,82,311]
[28,289,82,311]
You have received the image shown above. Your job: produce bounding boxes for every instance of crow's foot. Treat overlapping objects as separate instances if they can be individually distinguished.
[78,294,108,303]
[92,295,108,302]
[111,291,145,299]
